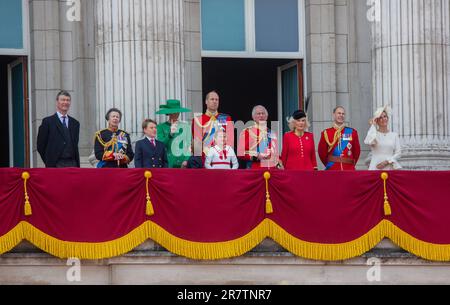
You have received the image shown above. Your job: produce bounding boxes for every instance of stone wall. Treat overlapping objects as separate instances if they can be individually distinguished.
[372,0,450,170]
[30,0,96,167]
[305,0,373,169]
[2,240,450,284]
[184,0,202,117]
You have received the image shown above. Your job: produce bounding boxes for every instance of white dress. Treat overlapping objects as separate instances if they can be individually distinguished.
[364,125,402,170]
[205,145,239,170]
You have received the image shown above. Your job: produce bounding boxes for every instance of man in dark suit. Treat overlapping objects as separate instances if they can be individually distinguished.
[135,119,168,168]
[37,91,80,168]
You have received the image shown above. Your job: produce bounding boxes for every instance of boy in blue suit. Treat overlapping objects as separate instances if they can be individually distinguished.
[135,119,168,168]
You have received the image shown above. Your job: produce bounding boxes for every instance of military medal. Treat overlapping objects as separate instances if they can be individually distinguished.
[343,134,353,141]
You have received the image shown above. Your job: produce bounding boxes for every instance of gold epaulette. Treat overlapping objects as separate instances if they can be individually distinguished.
[194,115,214,129]
[94,129,109,147]
[95,128,124,147]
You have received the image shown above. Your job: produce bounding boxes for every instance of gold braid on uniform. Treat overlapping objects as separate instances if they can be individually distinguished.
[248,126,268,151]
[323,126,344,153]
[194,114,218,147]
[95,129,125,161]
[94,129,108,147]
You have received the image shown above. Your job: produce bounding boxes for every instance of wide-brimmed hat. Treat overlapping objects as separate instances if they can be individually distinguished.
[156,99,191,115]
[372,105,391,121]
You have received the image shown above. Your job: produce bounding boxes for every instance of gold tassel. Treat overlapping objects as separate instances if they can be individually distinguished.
[144,171,154,216]
[384,201,392,216]
[146,196,154,216]
[266,199,273,214]
[22,172,32,216]
[381,172,392,216]
[264,172,273,214]
[25,199,32,216]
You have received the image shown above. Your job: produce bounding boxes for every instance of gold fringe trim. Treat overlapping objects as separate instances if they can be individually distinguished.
[1,221,269,260]
[1,220,450,261]
[268,220,385,261]
[0,223,25,255]
[145,220,270,260]
[384,220,450,262]
[22,222,150,259]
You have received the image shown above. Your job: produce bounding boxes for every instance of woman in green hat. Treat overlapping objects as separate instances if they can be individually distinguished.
[156,100,192,168]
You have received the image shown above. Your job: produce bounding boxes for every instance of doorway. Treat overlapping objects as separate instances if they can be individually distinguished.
[202,57,304,136]
[0,55,29,168]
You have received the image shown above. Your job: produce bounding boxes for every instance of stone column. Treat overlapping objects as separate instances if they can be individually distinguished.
[372,0,450,169]
[30,0,96,167]
[306,0,337,137]
[95,0,186,139]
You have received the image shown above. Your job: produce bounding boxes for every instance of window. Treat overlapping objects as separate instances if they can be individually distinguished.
[0,0,28,55]
[0,0,23,49]
[255,0,299,52]
[201,0,246,51]
[201,0,304,58]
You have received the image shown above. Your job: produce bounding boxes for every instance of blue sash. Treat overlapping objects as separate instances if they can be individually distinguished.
[203,114,230,147]
[325,127,352,170]
[247,129,273,169]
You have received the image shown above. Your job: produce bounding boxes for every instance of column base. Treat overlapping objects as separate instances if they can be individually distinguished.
[401,144,450,170]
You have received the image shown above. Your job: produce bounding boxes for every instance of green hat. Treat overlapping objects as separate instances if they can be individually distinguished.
[155,99,191,115]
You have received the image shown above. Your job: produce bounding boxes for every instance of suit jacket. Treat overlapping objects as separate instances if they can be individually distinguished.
[134,138,168,169]
[37,113,80,167]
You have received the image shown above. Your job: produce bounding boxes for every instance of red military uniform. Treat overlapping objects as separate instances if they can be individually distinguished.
[318,125,361,171]
[192,111,233,160]
[237,125,279,169]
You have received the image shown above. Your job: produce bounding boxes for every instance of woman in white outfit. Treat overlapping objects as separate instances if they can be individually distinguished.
[364,106,402,170]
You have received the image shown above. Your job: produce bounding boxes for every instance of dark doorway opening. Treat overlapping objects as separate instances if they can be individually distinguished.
[0,55,29,168]
[0,56,16,167]
[202,58,293,123]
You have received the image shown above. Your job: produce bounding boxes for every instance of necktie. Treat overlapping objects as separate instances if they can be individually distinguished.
[150,139,156,147]
[62,116,68,128]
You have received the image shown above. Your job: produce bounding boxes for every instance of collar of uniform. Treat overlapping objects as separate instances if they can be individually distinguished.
[108,127,119,133]
[255,122,268,130]
[333,123,346,130]
[253,124,268,136]
[206,110,218,118]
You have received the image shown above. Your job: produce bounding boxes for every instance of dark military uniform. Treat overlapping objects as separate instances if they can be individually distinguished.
[94,128,134,168]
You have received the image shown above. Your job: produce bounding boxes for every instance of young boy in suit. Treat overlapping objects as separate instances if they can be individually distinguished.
[135,119,168,168]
